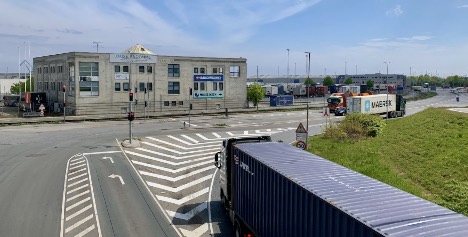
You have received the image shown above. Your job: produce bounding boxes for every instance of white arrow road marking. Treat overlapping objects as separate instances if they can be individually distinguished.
[146,175,212,192]
[146,137,220,150]
[180,223,209,237]
[102,157,114,164]
[132,160,212,173]
[168,135,220,145]
[138,166,215,182]
[156,188,209,205]
[141,142,219,155]
[126,151,212,166]
[135,148,216,160]
[108,174,125,185]
[167,202,207,221]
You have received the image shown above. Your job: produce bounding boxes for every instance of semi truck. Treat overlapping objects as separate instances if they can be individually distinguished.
[327,92,346,112]
[214,137,468,237]
[347,94,406,118]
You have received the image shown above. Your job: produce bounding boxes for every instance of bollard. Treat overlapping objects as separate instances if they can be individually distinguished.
[183,121,186,128]
[225,108,228,117]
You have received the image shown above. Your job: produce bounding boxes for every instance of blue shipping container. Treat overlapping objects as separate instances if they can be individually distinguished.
[233,142,468,237]
[270,95,293,106]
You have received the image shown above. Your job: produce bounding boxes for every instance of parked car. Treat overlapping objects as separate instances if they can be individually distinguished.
[334,106,347,116]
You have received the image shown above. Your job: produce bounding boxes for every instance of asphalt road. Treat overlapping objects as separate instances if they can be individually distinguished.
[0,88,466,237]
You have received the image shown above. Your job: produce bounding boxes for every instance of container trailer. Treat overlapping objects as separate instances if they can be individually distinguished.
[214,137,468,237]
[346,94,406,118]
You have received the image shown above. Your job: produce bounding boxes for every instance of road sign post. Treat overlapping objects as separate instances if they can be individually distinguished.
[296,123,308,150]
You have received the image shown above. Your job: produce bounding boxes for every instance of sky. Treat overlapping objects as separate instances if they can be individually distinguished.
[1,0,468,78]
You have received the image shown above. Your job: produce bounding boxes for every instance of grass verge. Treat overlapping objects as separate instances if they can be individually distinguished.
[309,107,468,216]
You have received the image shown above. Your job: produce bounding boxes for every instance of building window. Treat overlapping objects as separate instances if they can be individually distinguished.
[147,82,153,91]
[219,82,224,91]
[115,83,121,91]
[171,101,177,106]
[139,82,145,92]
[194,67,198,73]
[230,66,240,77]
[139,66,145,73]
[200,67,205,74]
[178,101,184,106]
[168,64,180,77]
[200,82,205,91]
[213,82,218,90]
[164,101,170,106]
[123,83,129,91]
[147,66,153,73]
[168,82,180,94]
[194,82,199,90]
[79,62,99,96]
[115,65,120,72]
[123,66,129,73]
[68,63,75,96]
[212,67,223,74]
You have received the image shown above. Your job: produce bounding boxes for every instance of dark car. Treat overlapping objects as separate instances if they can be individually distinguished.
[335,106,347,116]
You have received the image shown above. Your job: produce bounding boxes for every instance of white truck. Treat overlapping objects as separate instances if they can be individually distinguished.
[346,94,406,118]
[262,85,278,96]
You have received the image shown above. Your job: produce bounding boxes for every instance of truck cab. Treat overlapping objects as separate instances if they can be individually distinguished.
[327,92,346,112]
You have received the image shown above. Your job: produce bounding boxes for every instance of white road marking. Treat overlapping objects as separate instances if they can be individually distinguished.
[138,166,215,182]
[66,184,89,195]
[208,168,219,236]
[66,197,91,212]
[68,168,87,176]
[65,214,94,233]
[68,178,89,188]
[226,132,234,136]
[135,148,216,160]
[69,160,85,167]
[132,160,212,173]
[66,204,92,221]
[82,151,121,155]
[69,163,86,170]
[67,173,87,182]
[108,174,125,185]
[212,132,222,138]
[75,224,96,237]
[181,135,199,143]
[126,150,212,166]
[67,190,90,202]
[179,223,209,237]
[146,175,212,192]
[167,202,207,221]
[141,142,219,155]
[102,156,114,164]
[146,137,220,150]
[156,188,209,205]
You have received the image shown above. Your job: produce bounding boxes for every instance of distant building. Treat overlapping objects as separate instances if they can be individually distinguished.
[33,44,247,115]
[247,75,337,85]
[336,73,411,89]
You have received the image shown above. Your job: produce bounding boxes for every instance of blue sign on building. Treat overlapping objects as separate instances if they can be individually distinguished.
[193,75,224,81]
[194,91,224,99]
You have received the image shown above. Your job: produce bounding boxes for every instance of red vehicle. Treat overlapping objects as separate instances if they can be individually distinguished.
[315,85,328,97]
[327,92,346,112]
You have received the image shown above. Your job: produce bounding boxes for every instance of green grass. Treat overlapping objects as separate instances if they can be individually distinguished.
[309,107,468,216]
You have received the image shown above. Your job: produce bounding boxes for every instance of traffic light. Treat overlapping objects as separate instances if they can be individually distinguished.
[128,112,135,121]
[190,103,193,110]
[144,88,147,94]
[62,85,66,93]
[144,101,148,107]
[189,88,193,96]
[129,92,134,101]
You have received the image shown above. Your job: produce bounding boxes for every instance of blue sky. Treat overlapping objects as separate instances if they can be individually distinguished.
[1,0,467,78]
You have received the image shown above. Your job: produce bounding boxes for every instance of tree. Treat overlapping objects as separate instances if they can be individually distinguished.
[344,78,353,85]
[323,76,334,86]
[247,83,265,111]
[10,77,34,94]
[366,80,374,89]
[304,78,315,86]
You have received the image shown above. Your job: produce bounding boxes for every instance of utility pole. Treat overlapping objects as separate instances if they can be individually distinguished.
[304,51,311,150]
[93,42,102,53]
[287,49,290,87]
[384,61,391,121]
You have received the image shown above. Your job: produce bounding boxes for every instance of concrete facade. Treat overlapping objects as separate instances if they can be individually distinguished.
[33,51,247,115]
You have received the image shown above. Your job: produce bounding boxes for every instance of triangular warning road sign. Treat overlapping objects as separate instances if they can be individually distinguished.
[296,123,307,133]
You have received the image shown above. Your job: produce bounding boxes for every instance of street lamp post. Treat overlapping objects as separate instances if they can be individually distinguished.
[305,51,311,150]
[384,61,391,120]
[287,49,290,88]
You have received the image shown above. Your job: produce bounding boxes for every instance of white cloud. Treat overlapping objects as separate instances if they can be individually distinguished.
[457,5,468,8]
[398,36,433,41]
[386,5,403,16]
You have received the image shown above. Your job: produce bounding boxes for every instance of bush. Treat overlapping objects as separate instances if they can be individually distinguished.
[345,113,386,137]
[323,113,386,142]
